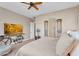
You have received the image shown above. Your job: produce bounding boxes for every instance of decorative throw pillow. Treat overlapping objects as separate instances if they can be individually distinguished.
[56,33,75,56]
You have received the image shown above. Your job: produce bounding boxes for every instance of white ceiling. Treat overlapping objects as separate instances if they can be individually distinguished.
[0,2,79,18]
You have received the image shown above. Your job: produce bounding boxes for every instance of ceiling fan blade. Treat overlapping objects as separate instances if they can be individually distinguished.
[21,2,30,5]
[28,6,32,10]
[34,2,42,5]
[32,5,39,10]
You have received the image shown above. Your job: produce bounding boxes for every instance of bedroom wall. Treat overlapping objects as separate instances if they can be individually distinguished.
[35,6,79,37]
[0,7,32,39]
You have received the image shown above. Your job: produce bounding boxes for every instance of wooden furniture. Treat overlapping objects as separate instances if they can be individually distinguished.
[35,36,41,40]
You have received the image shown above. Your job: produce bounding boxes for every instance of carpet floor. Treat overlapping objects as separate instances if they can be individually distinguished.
[4,39,34,56]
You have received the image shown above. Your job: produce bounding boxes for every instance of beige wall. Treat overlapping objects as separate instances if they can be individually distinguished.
[35,6,79,37]
[0,7,31,39]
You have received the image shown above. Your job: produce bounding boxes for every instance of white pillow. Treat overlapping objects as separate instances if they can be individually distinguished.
[70,32,79,40]
[67,31,79,39]
[56,33,74,56]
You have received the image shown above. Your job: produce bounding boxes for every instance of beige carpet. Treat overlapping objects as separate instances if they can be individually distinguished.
[4,39,34,56]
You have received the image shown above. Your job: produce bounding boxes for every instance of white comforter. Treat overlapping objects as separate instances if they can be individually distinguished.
[16,37,58,56]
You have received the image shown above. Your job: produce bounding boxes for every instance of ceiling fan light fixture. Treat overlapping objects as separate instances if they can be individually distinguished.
[21,2,42,10]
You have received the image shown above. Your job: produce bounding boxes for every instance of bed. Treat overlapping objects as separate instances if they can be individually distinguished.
[67,31,79,56]
[16,37,58,56]
[16,33,75,56]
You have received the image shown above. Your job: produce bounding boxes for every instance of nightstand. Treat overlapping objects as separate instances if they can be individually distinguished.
[35,36,41,40]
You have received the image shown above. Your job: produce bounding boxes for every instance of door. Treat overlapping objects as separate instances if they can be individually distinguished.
[30,22,34,39]
[44,21,48,36]
[56,19,62,38]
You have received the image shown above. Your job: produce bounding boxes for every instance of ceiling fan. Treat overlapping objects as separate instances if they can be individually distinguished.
[21,2,42,10]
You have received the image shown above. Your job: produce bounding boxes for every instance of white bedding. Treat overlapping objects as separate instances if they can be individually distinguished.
[16,37,58,56]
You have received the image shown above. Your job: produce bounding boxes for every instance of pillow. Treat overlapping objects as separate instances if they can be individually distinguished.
[56,33,75,56]
[67,31,79,39]
[70,32,79,40]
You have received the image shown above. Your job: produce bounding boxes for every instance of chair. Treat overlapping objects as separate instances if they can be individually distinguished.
[0,45,12,55]
[0,35,12,56]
